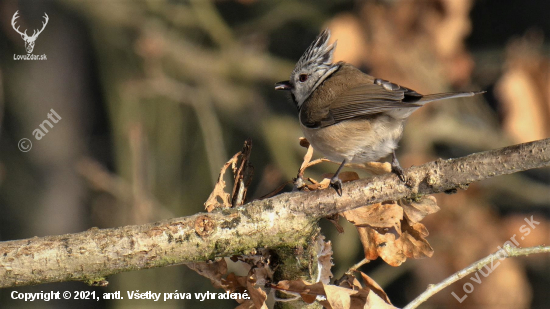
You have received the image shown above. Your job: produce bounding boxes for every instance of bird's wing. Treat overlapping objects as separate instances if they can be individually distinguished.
[327,82,422,125]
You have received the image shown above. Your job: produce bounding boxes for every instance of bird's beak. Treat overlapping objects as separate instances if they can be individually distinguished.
[275,81,292,91]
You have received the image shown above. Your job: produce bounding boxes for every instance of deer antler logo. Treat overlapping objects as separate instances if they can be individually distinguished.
[11,11,49,54]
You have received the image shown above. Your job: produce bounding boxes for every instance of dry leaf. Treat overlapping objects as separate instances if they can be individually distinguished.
[186,259,227,289]
[245,280,268,309]
[316,236,334,284]
[322,284,354,309]
[336,273,363,290]
[364,290,397,309]
[359,271,392,305]
[296,138,364,192]
[357,162,392,175]
[220,270,269,308]
[338,171,360,183]
[298,143,315,179]
[305,178,331,191]
[342,203,403,231]
[231,139,254,206]
[274,279,396,309]
[273,280,326,304]
[399,195,440,223]
[230,251,273,287]
[342,196,438,266]
[357,217,433,266]
[221,273,249,295]
[326,213,345,233]
[204,139,254,211]
[273,280,363,307]
[358,227,404,266]
[399,219,433,260]
[204,152,239,212]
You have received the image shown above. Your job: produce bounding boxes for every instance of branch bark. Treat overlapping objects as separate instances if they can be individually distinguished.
[1,138,549,288]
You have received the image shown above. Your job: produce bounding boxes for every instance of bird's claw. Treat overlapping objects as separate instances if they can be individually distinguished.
[330,177,343,196]
[391,165,407,182]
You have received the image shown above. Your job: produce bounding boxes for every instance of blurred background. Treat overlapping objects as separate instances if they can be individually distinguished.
[0,0,549,308]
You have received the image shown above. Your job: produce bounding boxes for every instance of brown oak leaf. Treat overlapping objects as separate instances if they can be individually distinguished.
[359,271,392,305]
[186,258,227,289]
[399,195,440,223]
[342,203,403,231]
[357,217,433,266]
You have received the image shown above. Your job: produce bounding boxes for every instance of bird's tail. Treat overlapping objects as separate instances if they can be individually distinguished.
[416,91,486,104]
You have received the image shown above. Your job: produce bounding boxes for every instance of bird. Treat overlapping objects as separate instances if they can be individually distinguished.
[275,29,485,195]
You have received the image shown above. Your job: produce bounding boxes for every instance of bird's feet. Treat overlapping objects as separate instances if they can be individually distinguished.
[391,150,407,182]
[391,164,406,182]
[330,176,343,196]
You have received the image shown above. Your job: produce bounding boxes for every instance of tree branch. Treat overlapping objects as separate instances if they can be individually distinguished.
[403,245,550,309]
[1,138,549,288]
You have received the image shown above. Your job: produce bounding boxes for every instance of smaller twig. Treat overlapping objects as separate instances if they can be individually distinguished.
[404,245,550,309]
[346,258,370,275]
[302,158,331,172]
[258,181,292,200]
[307,178,319,184]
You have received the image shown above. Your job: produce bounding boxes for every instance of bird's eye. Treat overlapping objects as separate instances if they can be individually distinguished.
[299,74,308,82]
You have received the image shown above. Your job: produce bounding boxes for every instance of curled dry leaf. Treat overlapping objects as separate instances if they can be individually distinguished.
[359,271,391,305]
[221,273,249,297]
[241,281,268,309]
[204,139,254,211]
[204,152,239,212]
[321,284,356,309]
[231,139,254,207]
[399,218,432,259]
[273,280,350,305]
[334,272,394,308]
[305,178,331,191]
[336,273,362,290]
[354,162,392,175]
[337,171,360,183]
[273,279,396,309]
[326,213,345,233]
[231,251,273,287]
[342,195,439,266]
[217,251,272,308]
[364,291,397,309]
[357,218,433,266]
[222,273,269,308]
[358,227,402,266]
[297,137,382,193]
[298,143,315,179]
[186,258,228,289]
[398,195,440,223]
[316,235,334,284]
[273,280,324,304]
[342,203,403,231]
[304,171,360,192]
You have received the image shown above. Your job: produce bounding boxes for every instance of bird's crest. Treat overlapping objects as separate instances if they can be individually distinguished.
[292,29,336,75]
